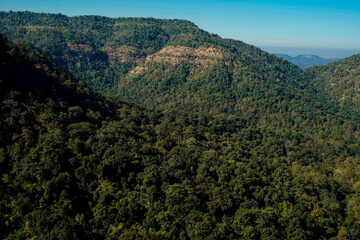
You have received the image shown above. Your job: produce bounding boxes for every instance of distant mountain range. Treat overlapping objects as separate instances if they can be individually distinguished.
[276,54,340,69]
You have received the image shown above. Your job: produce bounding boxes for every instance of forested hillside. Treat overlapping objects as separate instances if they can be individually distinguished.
[306,54,360,111]
[0,12,309,115]
[2,32,360,239]
[0,11,355,131]
[0,11,231,93]
[2,10,360,240]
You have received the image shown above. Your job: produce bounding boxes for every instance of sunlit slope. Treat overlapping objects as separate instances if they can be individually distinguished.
[306,53,360,110]
[0,11,316,118]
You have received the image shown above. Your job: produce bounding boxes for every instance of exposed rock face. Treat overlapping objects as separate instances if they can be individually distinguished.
[129,45,229,75]
[146,45,229,65]
[102,45,141,62]
[25,25,55,32]
[129,65,146,75]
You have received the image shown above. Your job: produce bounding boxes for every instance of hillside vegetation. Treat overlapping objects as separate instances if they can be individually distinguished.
[2,33,360,239]
[0,11,234,93]
[1,11,356,131]
[306,54,360,111]
[0,12,310,114]
[1,11,360,239]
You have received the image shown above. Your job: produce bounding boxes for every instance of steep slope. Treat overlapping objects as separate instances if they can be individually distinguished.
[0,11,226,93]
[2,35,360,239]
[276,54,339,69]
[306,54,360,110]
[0,11,330,121]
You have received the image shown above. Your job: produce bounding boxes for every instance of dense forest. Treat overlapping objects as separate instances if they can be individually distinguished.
[306,54,360,111]
[1,11,360,239]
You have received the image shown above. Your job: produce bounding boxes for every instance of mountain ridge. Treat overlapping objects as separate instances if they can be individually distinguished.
[0,11,313,119]
[1,11,358,133]
[276,53,340,69]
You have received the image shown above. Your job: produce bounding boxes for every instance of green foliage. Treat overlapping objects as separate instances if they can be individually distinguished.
[306,54,360,111]
[1,12,360,239]
[0,11,198,93]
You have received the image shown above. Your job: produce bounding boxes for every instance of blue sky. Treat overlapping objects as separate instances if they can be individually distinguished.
[1,0,360,58]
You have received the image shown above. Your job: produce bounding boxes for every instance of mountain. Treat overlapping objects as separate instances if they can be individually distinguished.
[0,12,304,110]
[0,33,253,239]
[306,53,360,110]
[2,33,360,239]
[0,11,348,130]
[0,11,241,94]
[276,54,339,69]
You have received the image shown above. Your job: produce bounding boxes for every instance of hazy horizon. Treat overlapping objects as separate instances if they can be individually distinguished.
[259,46,360,59]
